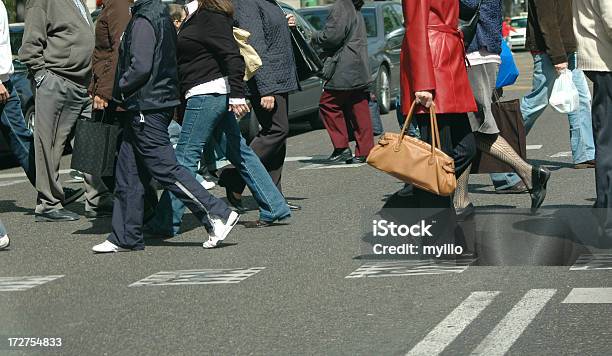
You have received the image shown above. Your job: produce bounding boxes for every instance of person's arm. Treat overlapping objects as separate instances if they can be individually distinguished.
[403,0,435,107]
[233,0,274,96]
[0,1,11,103]
[118,17,156,99]
[96,1,131,102]
[312,3,348,52]
[598,0,612,39]
[18,3,48,85]
[532,0,567,66]
[201,13,247,109]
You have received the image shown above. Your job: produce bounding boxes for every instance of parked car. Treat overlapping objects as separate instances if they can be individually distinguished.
[298,1,405,114]
[508,15,527,50]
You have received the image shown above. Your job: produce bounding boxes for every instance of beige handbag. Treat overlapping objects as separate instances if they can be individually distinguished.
[233,27,262,81]
[366,102,457,196]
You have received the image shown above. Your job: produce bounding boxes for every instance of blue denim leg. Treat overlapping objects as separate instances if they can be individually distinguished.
[218,112,290,222]
[0,218,6,236]
[567,53,595,164]
[151,95,228,236]
[0,81,35,186]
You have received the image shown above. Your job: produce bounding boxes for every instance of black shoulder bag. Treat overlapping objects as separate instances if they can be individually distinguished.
[458,0,482,47]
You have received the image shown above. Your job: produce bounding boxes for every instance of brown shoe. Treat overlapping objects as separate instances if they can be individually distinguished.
[575,160,595,169]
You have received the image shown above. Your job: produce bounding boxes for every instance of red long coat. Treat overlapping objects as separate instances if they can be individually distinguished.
[400,0,477,115]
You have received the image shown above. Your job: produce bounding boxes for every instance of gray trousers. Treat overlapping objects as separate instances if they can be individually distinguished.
[34,71,109,213]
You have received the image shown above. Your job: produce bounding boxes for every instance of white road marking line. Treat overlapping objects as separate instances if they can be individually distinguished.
[562,288,612,304]
[550,151,572,158]
[0,275,64,292]
[570,254,612,271]
[346,260,474,279]
[471,289,556,356]
[0,169,71,180]
[129,267,265,287]
[299,163,367,170]
[0,179,28,187]
[284,155,322,162]
[406,291,500,356]
[526,145,543,150]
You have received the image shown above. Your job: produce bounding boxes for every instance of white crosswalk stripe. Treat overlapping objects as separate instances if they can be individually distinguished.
[406,291,500,356]
[562,288,612,304]
[526,144,543,150]
[570,254,612,271]
[550,151,572,158]
[0,275,64,292]
[299,162,367,170]
[345,259,474,279]
[471,289,556,355]
[129,267,265,287]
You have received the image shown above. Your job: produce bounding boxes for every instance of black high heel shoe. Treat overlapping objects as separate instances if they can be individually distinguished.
[529,166,551,212]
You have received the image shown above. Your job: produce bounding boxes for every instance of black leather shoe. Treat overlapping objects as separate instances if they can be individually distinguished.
[35,208,80,222]
[346,156,367,164]
[530,166,551,212]
[327,148,352,163]
[225,187,247,213]
[286,201,301,211]
[85,207,113,218]
[63,187,85,206]
[244,220,273,228]
[455,203,475,221]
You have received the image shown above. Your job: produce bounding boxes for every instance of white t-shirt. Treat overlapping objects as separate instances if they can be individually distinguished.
[0,1,14,83]
[466,49,501,66]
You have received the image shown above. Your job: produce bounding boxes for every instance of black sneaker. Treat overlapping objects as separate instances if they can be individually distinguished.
[327,148,352,163]
[63,187,85,206]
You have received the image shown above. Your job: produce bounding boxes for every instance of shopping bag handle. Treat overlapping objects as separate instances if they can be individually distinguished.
[396,101,440,154]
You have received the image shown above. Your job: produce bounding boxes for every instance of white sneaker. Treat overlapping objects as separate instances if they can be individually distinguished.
[200,178,216,190]
[203,211,240,249]
[0,235,9,250]
[92,240,130,253]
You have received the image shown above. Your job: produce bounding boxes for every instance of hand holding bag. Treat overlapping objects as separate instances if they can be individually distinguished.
[366,102,457,196]
[549,69,579,114]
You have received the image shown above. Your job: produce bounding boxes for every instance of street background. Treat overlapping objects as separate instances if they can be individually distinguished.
[0,52,610,355]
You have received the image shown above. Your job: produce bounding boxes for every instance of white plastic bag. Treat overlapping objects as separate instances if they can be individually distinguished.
[549,69,579,114]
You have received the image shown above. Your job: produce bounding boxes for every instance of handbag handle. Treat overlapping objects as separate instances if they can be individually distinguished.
[395,101,441,155]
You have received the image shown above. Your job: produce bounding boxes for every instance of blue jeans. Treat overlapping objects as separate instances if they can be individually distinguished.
[491,52,595,189]
[151,94,290,236]
[0,81,35,186]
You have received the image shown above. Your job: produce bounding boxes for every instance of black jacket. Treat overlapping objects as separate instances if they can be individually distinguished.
[525,0,576,65]
[177,8,245,99]
[312,0,371,91]
[233,0,299,97]
[114,0,180,111]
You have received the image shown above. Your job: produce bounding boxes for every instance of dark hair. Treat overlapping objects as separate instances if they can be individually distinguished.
[197,0,234,16]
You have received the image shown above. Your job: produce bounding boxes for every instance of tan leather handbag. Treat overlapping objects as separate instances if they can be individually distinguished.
[233,27,262,81]
[366,102,457,196]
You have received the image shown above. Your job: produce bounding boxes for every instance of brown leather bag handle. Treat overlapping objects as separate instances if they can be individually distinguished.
[395,101,441,154]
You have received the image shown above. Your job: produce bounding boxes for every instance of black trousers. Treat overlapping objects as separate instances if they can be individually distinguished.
[221,93,289,195]
[107,109,232,250]
[585,71,612,231]
[413,113,477,208]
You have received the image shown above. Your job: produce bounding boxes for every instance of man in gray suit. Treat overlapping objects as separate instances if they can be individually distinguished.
[19,0,111,221]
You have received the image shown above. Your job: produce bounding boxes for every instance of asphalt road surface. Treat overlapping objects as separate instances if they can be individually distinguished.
[0,52,611,355]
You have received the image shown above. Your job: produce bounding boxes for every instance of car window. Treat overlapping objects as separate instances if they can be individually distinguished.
[382,6,401,34]
[510,18,527,28]
[362,8,377,38]
[9,29,22,57]
[392,4,403,24]
[301,11,328,31]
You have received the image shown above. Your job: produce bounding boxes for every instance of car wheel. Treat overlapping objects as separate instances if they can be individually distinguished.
[376,65,391,114]
[24,106,35,132]
[308,111,325,130]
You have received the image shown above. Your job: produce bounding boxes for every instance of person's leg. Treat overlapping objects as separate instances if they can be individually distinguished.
[490,53,554,190]
[0,81,36,186]
[106,123,148,250]
[346,90,374,158]
[33,72,72,213]
[319,90,351,150]
[219,110,291,222]
[0,218,8,249]
[567,53,596,165]
[151,95,227,236]
[131,109,232,232]
[586,72,612,213]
